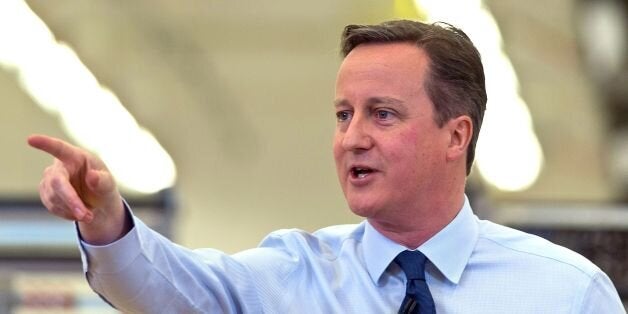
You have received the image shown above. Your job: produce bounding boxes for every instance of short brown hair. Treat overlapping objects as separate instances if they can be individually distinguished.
[340,20,486,175]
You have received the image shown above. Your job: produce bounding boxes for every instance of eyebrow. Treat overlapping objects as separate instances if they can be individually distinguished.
[334,96,405,108]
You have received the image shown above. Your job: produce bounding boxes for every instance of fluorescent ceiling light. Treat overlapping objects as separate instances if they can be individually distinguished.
[0,0,176,194]
[417,0,544,191]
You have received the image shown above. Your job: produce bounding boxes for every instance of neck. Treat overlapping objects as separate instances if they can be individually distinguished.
[368,192,465,249]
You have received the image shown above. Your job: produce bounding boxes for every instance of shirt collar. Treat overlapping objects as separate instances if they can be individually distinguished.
[363,219,408,286]
[420,196,478,284]
[362,195,478,285]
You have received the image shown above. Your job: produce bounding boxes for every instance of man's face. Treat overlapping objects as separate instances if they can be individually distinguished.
[333,42,451,222]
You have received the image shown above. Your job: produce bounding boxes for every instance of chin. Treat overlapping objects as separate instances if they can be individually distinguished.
[346,197,380,218]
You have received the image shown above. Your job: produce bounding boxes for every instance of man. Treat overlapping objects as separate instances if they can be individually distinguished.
[29,20,624,313]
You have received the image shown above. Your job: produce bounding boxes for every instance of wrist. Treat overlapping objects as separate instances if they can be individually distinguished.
[78,200,132,245]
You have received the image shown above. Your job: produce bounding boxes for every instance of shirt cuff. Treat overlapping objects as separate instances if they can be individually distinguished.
[77,201,142,274]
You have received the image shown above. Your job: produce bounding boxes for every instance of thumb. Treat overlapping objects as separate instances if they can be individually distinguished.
[85,169,117,196]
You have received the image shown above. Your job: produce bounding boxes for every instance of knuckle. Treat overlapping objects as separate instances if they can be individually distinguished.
[49,206,74,221]
[50,176,63,190]
[40,197,53,210]
[48,205,64,216]
[50,210,74,220]
[43,164,59,177]
[49,193,63,206]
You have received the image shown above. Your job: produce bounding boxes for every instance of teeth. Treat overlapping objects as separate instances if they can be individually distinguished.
[351,167,373,179]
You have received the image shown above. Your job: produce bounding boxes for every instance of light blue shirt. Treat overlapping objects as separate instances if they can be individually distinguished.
[80,198,625,313]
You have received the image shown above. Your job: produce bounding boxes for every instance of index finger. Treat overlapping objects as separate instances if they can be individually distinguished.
[27,134,80,163]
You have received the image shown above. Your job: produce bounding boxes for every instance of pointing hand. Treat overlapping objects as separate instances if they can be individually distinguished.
[28,134,130,245]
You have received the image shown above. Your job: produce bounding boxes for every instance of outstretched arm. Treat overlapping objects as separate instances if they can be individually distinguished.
[27,134,131,245]
[27,134,270,313]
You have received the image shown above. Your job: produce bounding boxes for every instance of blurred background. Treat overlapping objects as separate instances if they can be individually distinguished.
[0,0,627,312]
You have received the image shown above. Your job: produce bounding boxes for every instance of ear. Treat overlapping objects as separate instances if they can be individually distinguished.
[445,115,472,162]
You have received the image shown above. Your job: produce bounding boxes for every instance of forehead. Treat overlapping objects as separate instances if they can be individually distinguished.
[338,42,428,79]
[335,42,430,101]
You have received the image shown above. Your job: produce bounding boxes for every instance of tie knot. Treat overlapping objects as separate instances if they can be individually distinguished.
[395,250,428,280]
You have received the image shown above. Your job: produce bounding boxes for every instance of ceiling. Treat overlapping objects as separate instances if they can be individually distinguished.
[2,0,626,251]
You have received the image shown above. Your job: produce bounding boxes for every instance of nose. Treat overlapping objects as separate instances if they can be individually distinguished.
[341,115,373,151]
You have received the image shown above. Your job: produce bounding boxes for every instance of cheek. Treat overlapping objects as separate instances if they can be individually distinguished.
[389,129,421,160]
[385,129,431,178]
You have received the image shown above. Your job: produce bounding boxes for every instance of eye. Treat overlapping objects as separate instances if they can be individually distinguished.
[375,109,393,120]
[336,111,352,122]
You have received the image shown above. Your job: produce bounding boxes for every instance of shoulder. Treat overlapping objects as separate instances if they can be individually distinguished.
[257,223,365,257]
[476,219,600,278]
[231,223,364,280]
[471,220,624,310]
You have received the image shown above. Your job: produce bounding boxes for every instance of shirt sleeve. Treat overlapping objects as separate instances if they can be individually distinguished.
[577,270,626,314]
[78,210,262,313]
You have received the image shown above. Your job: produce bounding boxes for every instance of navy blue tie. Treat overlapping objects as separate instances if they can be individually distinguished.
[395,250,436,314]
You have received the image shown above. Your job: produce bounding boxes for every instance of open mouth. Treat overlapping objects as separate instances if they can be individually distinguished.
[351,167,375,179]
